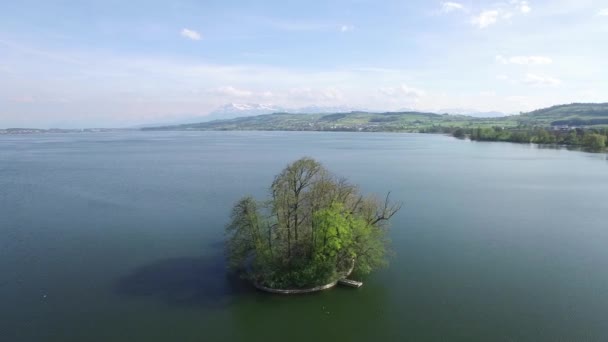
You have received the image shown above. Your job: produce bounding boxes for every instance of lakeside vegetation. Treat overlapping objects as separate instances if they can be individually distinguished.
[142,103,608,152]
[447,127,608,152]
[226,158,401,289]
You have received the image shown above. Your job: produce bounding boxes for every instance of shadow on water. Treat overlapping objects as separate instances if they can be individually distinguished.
[114,251,254,308]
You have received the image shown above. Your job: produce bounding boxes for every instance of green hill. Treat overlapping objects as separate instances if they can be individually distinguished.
[518,103,608,127]
[143,103,608,132]
[144,111,480,132]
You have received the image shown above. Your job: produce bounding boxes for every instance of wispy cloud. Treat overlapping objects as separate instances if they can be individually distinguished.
[340,25,355,32]
[379,84,426,99]
[210,86,275,99]
[440,2,465,13]
[211,86,253,97]
[496,55,552,65]
[598,8,608,16]
[523,73,561,86]
[180,28,202,41]
[479,90,497,97]
[514,1,531,14]
[470,1,532,28]
[497,72,561,86]
[471,10,499,28]
[288,87,344,102]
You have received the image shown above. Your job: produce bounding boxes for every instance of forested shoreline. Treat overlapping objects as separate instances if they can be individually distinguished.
[421,126,608,152]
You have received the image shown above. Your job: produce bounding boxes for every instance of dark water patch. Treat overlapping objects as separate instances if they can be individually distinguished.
[114,254,253,308]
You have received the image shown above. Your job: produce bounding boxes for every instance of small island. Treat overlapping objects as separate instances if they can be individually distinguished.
[226,157,401,293]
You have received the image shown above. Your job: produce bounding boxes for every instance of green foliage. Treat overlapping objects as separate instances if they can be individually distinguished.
[452,128,465,138]
[225,196,264,270]
[450,126,608,152]
[582,133,607,151]
[225,158,401,289]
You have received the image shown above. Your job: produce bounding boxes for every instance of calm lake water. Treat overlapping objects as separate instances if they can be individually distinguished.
[1,131,607,342]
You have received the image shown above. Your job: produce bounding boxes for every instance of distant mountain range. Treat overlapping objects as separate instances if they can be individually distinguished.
[142,103,608,133]
[135,103,510,128]
[436,108,509,118]
[205,103,364,121]
[206,103,508,120]
[206,103,283,120]
[4,103,606,134]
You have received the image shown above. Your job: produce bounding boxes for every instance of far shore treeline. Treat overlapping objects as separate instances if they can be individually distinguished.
[142,103,608,152]
[428,126,607,152]
[4,103,607,152]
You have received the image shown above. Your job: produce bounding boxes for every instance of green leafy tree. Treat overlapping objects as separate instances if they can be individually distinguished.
[582,133,607,151]
[225,158,401,288]
[452,128,465,139]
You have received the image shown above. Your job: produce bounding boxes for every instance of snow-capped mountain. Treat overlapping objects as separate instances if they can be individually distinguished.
[436,108,509,118]
[290,105,363,114]
[204,103,285,121]
[137,104,510,127]
[204,103,364,121]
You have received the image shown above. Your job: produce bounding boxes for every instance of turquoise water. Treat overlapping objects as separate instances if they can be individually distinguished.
[1,131,607,341]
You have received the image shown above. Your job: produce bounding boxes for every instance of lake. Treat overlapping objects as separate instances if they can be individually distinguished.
[1,131,607,342]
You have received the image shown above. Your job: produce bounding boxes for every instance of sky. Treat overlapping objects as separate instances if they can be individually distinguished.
[1,0,607,128]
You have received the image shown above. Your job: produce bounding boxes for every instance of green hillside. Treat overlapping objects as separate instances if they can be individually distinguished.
[518,103,608,127]
[145,111,487,132]
[143,103,608,132]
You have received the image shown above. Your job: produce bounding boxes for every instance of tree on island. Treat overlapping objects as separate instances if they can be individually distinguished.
[226,157,401,289]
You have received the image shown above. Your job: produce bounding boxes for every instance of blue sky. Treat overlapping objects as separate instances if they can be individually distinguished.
[1,0,607,127]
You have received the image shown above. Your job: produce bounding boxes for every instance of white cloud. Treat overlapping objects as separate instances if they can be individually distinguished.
[209,86,275,101]
[598,8,608,16]
[340,25,355,32]
[496,55,553,65]
[495,55,508,64]
[321,88,343,100]
[471,10,499,28]
[441,2,464,13]
[180,28,202,41]
[497,73,561,86]
[502,12,514,19]
[6,32,599,126]
[471,2,531,28]
[212,86,253,97]
[288,87,344,102]
[379,84,426,98]
[509,1,531,14]
[518,1,531,14]
[523,73,562,86]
